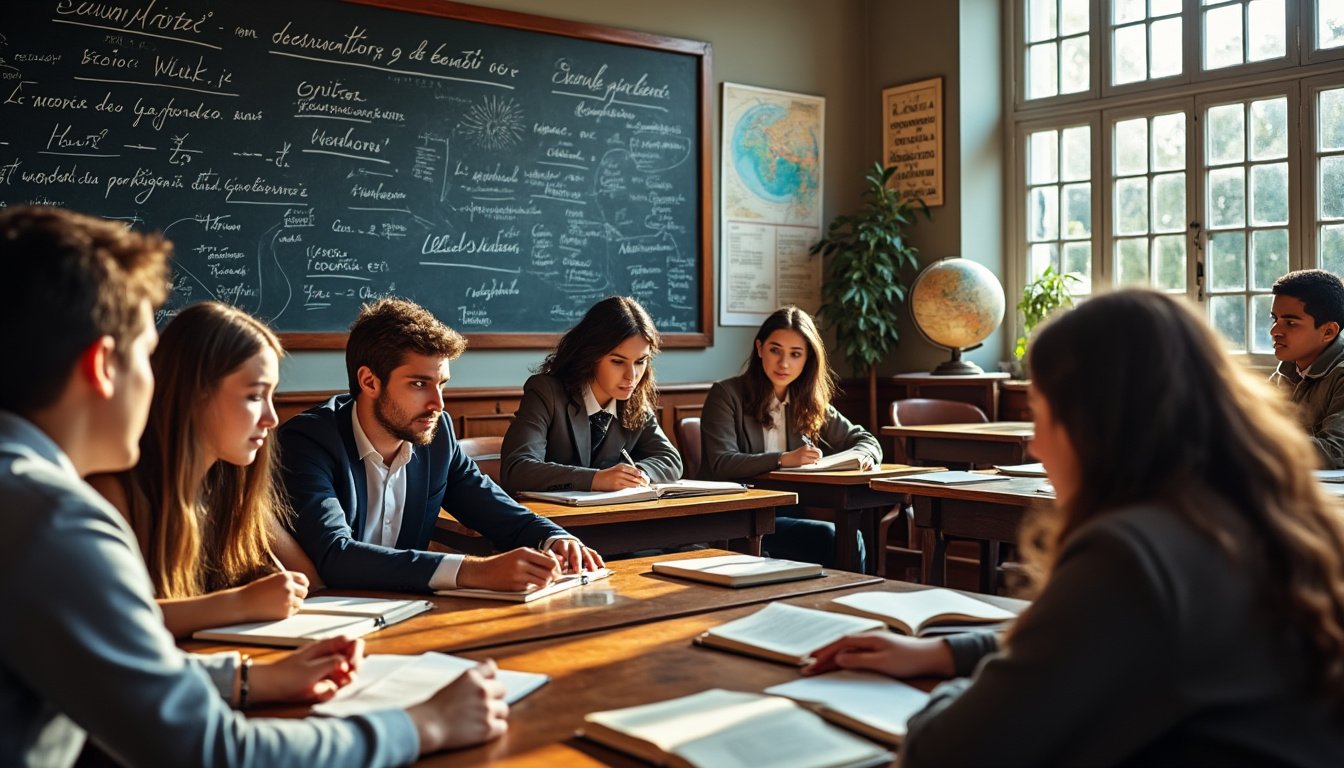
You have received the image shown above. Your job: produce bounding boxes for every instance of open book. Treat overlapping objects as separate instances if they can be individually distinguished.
[436,567,612,602]
[652,554,822,588]
[313,652,548,716]
[517,479,746,506]
[993,462,1047,477]
[694,602,884,666]
[191,596,432,647]
[896,470,1011,485]
[782,448,872,472]
[581,688,893,768]
[765,671,931,746]
[829,589,1016,637]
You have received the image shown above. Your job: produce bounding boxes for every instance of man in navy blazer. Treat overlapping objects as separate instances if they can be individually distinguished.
[280,299,603,593]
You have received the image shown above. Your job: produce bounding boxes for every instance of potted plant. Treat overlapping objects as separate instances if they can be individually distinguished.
[1012,265,1079,378]
[810,163,929,429]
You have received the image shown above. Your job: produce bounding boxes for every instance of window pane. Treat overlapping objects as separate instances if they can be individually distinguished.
[1251,229,1288,290]
[1322,224,1344,274]
[1321,0,1344,49]
[1250,294,1274,353]
[1207,104,1246,165]
[1250,162,1288,225]
[1062,242,1092,287]
[1060,0,1088,36]
[1114,0,1145,24]
[1151,17,1183,79]
[1116,177,1150,234]
[1028,0,1057,42]
[1208,230,1247,289]
[1114,23,1147,85]
[1153,235,1187,290]
[1060,35,1090,94]
[1030,185,1060,240]
[1249,97,1288,160]
[1208,167,1247,227]
[1115,118,1149,175]
[1152,172,1186,232]
[1062,182,1092,237]
[1247,0,1285,62]
[1210,295,1247,351]
[1321,88,1344,152]
[1323,156,1344,219]
[1062,126,1091,181]
[1152,113,1186,172]
[1116,238,1149,284]
[1030,130,1059,184]
[1029,242,1059,277]
[1029,42,1059,99]
[1152,0,1182,15]
[1204,4,1245,70]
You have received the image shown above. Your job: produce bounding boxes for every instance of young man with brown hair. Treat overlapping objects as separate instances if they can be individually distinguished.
[280,298,603,593]
[1269,268,1344,468]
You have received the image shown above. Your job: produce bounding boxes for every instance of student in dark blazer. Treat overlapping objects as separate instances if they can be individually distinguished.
[699,306,881,567]
[500,296,681,493]
[280,299,603,594]
[805,290,1344,766]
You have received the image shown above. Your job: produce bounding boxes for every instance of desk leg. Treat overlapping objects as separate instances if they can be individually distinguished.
[833,510,861,573]
[927,498,947,587]
[979,541,1001,594]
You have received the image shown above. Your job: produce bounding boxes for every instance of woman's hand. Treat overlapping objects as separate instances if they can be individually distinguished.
[248,635,364,706]
[591,463,649,490]
[408,660,510,754]
[234,570,309,621]
[802,631,955,678]
[780,445,823,468]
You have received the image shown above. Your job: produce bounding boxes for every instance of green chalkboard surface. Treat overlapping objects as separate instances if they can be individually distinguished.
[0,0,712,347]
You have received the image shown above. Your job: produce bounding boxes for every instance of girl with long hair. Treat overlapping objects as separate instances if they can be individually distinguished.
[700,306,881,567]
[92,301,318,637]
[500,295,681,493]
[804,289,1344,765]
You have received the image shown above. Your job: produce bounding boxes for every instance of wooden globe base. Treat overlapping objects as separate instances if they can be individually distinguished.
[930,346,984,376]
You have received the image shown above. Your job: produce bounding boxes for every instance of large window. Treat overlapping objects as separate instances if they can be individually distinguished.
[1012,0,1344,363]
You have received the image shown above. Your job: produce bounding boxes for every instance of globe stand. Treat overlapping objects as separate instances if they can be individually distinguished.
[931,344,984,376]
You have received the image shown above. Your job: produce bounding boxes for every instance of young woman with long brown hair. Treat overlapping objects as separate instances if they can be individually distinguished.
[699,306,881,567]
[92,301,318,637]
[805,289,1344,765]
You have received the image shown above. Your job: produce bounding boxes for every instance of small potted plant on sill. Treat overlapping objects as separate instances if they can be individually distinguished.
[1011,265,1079,380]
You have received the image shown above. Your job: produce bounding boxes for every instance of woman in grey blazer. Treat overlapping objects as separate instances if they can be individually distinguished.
[700,307,881,567]
[500,297,682,493]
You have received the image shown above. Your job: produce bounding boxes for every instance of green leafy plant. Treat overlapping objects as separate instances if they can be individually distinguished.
[810,163,929,426]
[1014,265,1080,362]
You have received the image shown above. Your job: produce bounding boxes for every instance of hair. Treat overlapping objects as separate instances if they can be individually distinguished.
[115,302,289,598]
[538,296,661,430]
[345,298,467,394]
[1018,288,1344,704]
[1272,269,1344,328]
[741,306,836,439]
[0,206,169,415]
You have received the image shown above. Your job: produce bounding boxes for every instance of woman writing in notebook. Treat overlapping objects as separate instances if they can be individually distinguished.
[805,289,1344,765]
[699,306,881,567]
[92,302,319,638]
[500,296,681,495]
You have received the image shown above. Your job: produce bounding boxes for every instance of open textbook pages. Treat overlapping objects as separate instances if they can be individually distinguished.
[653,554,822,588]
[436,567,613,602]
[992,462,1047,477]
[581,688,893,768]
[313,652,548,716]
[765,670,931,745]
[694,602,884,666]
[191,596,432,647]
[829,589,1016,637]
[518,480,746,506]
[780,448,871,472]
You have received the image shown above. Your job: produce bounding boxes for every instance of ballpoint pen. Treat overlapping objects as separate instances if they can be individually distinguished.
[620,448,649,485]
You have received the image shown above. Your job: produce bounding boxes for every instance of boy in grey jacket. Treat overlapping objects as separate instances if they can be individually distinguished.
[1268,269,1344,468]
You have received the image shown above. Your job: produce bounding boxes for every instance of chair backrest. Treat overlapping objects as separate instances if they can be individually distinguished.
[888,398,989,465]
[676,417,702,480]
[458,435,504,482]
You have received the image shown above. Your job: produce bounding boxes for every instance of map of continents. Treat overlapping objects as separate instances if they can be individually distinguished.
[725,100,821,227]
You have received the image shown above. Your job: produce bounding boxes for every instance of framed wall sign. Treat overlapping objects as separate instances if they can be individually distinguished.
[882,77,943,207]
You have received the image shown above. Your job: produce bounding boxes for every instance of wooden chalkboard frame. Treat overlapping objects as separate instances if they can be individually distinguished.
[275,0,715,350]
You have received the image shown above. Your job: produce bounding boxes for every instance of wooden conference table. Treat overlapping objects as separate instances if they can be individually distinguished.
[432,488,797,558]
[880,422,1035,468]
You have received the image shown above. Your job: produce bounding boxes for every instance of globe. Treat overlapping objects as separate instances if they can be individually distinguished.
[909,258,1006,375]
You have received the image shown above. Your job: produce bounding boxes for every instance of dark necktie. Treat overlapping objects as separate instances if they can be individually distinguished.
[589,410,614,462]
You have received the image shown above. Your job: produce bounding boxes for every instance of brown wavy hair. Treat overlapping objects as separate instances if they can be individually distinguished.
[1017,288,1344,703]
[117,302,289,598]
[742,306,836,440]
[345,298,467,394]
[538,296,661,430]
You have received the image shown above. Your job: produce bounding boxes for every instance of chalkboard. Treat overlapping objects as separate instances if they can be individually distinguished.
[0,0,712,348]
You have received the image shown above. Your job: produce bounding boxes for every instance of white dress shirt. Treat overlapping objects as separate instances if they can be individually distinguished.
[583,384,618,421]
[763,396,788,454]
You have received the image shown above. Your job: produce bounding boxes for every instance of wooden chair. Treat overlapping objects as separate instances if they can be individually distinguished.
[887,398,990,466]
[676,417,701,480]
[459,435,504,483]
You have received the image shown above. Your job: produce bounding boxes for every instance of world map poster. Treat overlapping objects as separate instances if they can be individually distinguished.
[719,83,824,326]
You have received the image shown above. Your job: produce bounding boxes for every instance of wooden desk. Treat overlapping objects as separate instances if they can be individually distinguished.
[871,475,1053,593]
[433,488,797,558]
[752,465,935,574]
[880,422,1034,468]
[183,550,881,658]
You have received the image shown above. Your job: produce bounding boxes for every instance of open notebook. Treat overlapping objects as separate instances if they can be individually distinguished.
[779,448,871,472]
[313,652,548,716]
[765,670,931,746]
[694,602,884,666]
[829,589,1016,637]
[191,596,432,647]
[436,568,613,602]
[518,480,746,506]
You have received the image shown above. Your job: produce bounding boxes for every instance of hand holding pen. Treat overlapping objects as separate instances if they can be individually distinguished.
[780,435,823,468]
[619,448,650,486]
[591,448,648,490]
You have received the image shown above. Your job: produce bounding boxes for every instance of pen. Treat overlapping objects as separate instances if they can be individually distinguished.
[620,448,649,486]
[800,435,815,448]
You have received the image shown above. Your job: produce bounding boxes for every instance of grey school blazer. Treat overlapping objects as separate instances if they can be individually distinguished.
[699,374,882,481]
[499,374,682,492]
